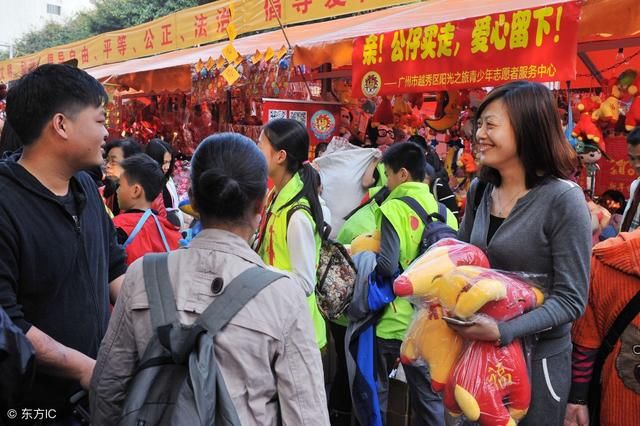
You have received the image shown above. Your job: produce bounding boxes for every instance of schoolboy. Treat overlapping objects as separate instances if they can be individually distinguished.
[375,142,458,425]
[113,154,181,265]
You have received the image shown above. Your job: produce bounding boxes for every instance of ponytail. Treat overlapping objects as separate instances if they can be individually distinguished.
[297,163,325,233]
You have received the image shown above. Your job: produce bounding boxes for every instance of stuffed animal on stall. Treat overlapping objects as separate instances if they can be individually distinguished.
[593,79,621,127]
[625,73,640,131]
[435,266,544,426]
[426,90,462,131]
[572,95,604,143]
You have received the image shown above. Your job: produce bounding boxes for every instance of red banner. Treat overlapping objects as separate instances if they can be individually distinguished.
[352,1,581,97]
[579,136,636,198]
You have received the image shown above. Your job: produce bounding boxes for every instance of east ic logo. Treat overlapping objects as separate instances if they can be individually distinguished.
[361,71,382,98]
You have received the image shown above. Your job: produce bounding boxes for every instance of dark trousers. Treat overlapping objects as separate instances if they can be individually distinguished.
[376,337,445,426]
[328,322,355,425]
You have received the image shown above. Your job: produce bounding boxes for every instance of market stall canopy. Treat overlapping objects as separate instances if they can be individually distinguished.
[87,0,640,92]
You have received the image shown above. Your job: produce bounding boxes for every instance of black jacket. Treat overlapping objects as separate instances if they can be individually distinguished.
[0,159,127,412]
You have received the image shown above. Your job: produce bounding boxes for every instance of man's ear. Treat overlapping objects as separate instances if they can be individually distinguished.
[52,113,69,140]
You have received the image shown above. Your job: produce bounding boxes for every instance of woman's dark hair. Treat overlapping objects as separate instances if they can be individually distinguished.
[262,119,324,230]
[104,138,142,159]
[145,138,174,178]
[191,133,267,223]
[474,81,577,188]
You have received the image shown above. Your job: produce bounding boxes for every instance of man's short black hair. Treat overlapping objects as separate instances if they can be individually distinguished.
[120,154,165,202]
[382,142,427,182]
[628,127,640,146]
[6,64,107,146]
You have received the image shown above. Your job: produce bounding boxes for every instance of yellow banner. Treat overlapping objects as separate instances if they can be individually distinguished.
[0,0,414,81]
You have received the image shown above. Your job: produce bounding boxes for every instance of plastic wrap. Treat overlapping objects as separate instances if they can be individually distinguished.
[393,238,490,300]
[395,240,547,425]
[444,339,530,425]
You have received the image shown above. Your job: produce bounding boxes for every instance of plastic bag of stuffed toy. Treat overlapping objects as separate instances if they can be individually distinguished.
[405,265,546,425]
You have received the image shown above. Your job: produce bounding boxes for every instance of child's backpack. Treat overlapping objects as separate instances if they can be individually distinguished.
[287,206,357,321]
[119,253,284,425]
[123,209,171,252]
[398,197,458,256]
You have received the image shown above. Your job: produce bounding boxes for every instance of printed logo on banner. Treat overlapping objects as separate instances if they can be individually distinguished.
[310,110,336,140]
[268,109,287,121]
[361,71,382,98]
[289,110,307,126]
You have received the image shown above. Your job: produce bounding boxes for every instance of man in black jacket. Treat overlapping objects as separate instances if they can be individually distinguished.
[0,64,127,423]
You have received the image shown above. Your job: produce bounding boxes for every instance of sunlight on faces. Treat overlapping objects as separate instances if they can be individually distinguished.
[475,99,519,170]
[116,173,139,211]
[105,146,125,180]
[258,130,287,177]
[385,164,409,192]
[61,105,108,170]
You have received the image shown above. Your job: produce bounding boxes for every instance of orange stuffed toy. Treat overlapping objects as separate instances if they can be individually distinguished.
[571,95,604,143]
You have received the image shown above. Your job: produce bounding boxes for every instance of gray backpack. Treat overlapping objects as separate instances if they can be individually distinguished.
[119,253,284,426]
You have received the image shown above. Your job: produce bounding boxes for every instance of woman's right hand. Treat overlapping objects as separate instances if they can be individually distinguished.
[563,403,589,426]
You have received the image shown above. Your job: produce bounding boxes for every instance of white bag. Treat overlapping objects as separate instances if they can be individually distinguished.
[314,137,379,238]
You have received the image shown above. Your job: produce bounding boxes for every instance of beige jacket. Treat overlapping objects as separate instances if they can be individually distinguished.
[90,229,329,425]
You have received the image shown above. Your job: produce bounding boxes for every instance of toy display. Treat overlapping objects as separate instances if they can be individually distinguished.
[571,95,604,143]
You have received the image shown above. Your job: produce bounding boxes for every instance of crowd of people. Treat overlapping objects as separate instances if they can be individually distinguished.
[0,63,638,426]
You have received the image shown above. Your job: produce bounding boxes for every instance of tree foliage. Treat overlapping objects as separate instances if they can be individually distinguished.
[14,0,207,55]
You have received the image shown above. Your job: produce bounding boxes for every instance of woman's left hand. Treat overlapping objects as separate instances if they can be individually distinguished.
[447,315,501,342]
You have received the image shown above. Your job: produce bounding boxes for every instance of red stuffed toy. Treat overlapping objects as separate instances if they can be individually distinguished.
[444,340,530,426]
[572,95,604,143]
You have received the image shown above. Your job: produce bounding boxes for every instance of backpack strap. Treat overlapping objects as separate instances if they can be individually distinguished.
[286,203,331,241]
[398,196,445,225]
[142,253,179,331]
[196,267,285,336]
[437,202,448,223]
[589,289,640,422]
[125,209,171,252]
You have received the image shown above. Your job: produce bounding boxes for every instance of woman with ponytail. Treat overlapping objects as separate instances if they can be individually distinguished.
[255,119,327,350]
[92,133,329,425]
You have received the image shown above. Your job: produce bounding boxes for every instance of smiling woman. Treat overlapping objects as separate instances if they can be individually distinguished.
[458,81,592,425]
